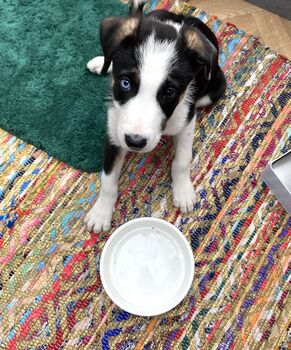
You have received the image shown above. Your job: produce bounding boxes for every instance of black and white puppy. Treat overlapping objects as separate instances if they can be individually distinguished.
[85,0,226,232]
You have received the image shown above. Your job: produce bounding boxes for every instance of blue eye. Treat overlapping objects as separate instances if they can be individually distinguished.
[120,78,131,92]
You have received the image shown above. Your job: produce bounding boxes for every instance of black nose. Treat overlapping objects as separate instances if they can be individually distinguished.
[125,134,147,150]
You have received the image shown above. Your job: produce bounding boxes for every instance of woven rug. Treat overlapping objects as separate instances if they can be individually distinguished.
[0,0,290,349]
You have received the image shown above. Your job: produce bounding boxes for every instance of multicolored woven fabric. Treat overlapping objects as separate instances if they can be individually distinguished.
[0,1,290,349]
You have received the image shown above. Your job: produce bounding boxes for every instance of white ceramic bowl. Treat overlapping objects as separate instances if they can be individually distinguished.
[100,217,194,316]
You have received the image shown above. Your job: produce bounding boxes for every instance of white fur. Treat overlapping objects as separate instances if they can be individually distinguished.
[163,84,194,135]
[84,150,126,232]
[196,94,213,108]
[164,20,182,33]
[86,107,196,232]
[132,0,145,9]
[171,116,196,213]
[87,56,112,75]
[113,34,178,152]
[86,36,197,232]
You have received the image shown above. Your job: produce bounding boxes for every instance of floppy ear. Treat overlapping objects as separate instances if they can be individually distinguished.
[99,16,139,74]
[183,28,218,80]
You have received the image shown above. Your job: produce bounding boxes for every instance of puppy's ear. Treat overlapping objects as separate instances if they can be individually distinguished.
[100,16,139,74]
[183,28,218,80]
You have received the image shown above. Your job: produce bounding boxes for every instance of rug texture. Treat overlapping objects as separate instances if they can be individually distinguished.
[0,0,291,349]
[0,0,128,172]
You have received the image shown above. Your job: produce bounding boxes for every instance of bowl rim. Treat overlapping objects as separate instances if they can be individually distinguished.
[100,217,195,316]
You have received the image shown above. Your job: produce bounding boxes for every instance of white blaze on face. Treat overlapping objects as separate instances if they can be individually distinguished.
[117,34,177,152]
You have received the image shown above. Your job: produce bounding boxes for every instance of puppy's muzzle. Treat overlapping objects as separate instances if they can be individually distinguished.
[125,134,147,150]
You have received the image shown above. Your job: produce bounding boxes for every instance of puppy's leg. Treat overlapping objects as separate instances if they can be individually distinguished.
[87,56,112,75]
[171,117,196,213]
[85,138,126,232]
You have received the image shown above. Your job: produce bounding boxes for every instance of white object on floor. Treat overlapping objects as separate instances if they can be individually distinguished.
[272,151,291,193]
[261,149,291,214]
[100,217,194,316]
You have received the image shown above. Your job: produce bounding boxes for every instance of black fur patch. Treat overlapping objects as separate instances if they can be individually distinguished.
[129,0,146,15]
[103,136,119,175]
[187,102,196,123]
[138,18,178,43]
[202,67,226,103]
[101,8,226,126]
[145,9,224,106]
[146,10,184,24]
[156,68,193,118]
[112,38,140,104]
[147,10,218,49]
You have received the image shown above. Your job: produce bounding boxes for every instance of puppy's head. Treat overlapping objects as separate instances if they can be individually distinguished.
[100,15,217,152]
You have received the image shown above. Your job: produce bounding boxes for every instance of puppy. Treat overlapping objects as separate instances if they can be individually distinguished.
[85,0,226,232]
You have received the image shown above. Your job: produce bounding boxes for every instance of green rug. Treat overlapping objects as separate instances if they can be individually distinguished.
[0,0,128,172]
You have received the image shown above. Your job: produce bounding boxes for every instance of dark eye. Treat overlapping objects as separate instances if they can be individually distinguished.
[119,78,131,92]
[164,86,177,99]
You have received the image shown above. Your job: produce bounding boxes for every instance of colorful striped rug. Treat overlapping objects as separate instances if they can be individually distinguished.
[0,1,290,349]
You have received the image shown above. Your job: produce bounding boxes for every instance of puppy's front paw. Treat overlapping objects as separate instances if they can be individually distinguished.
[87,56,105,75]
[172,179,196,213]
[84,199,114,233]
